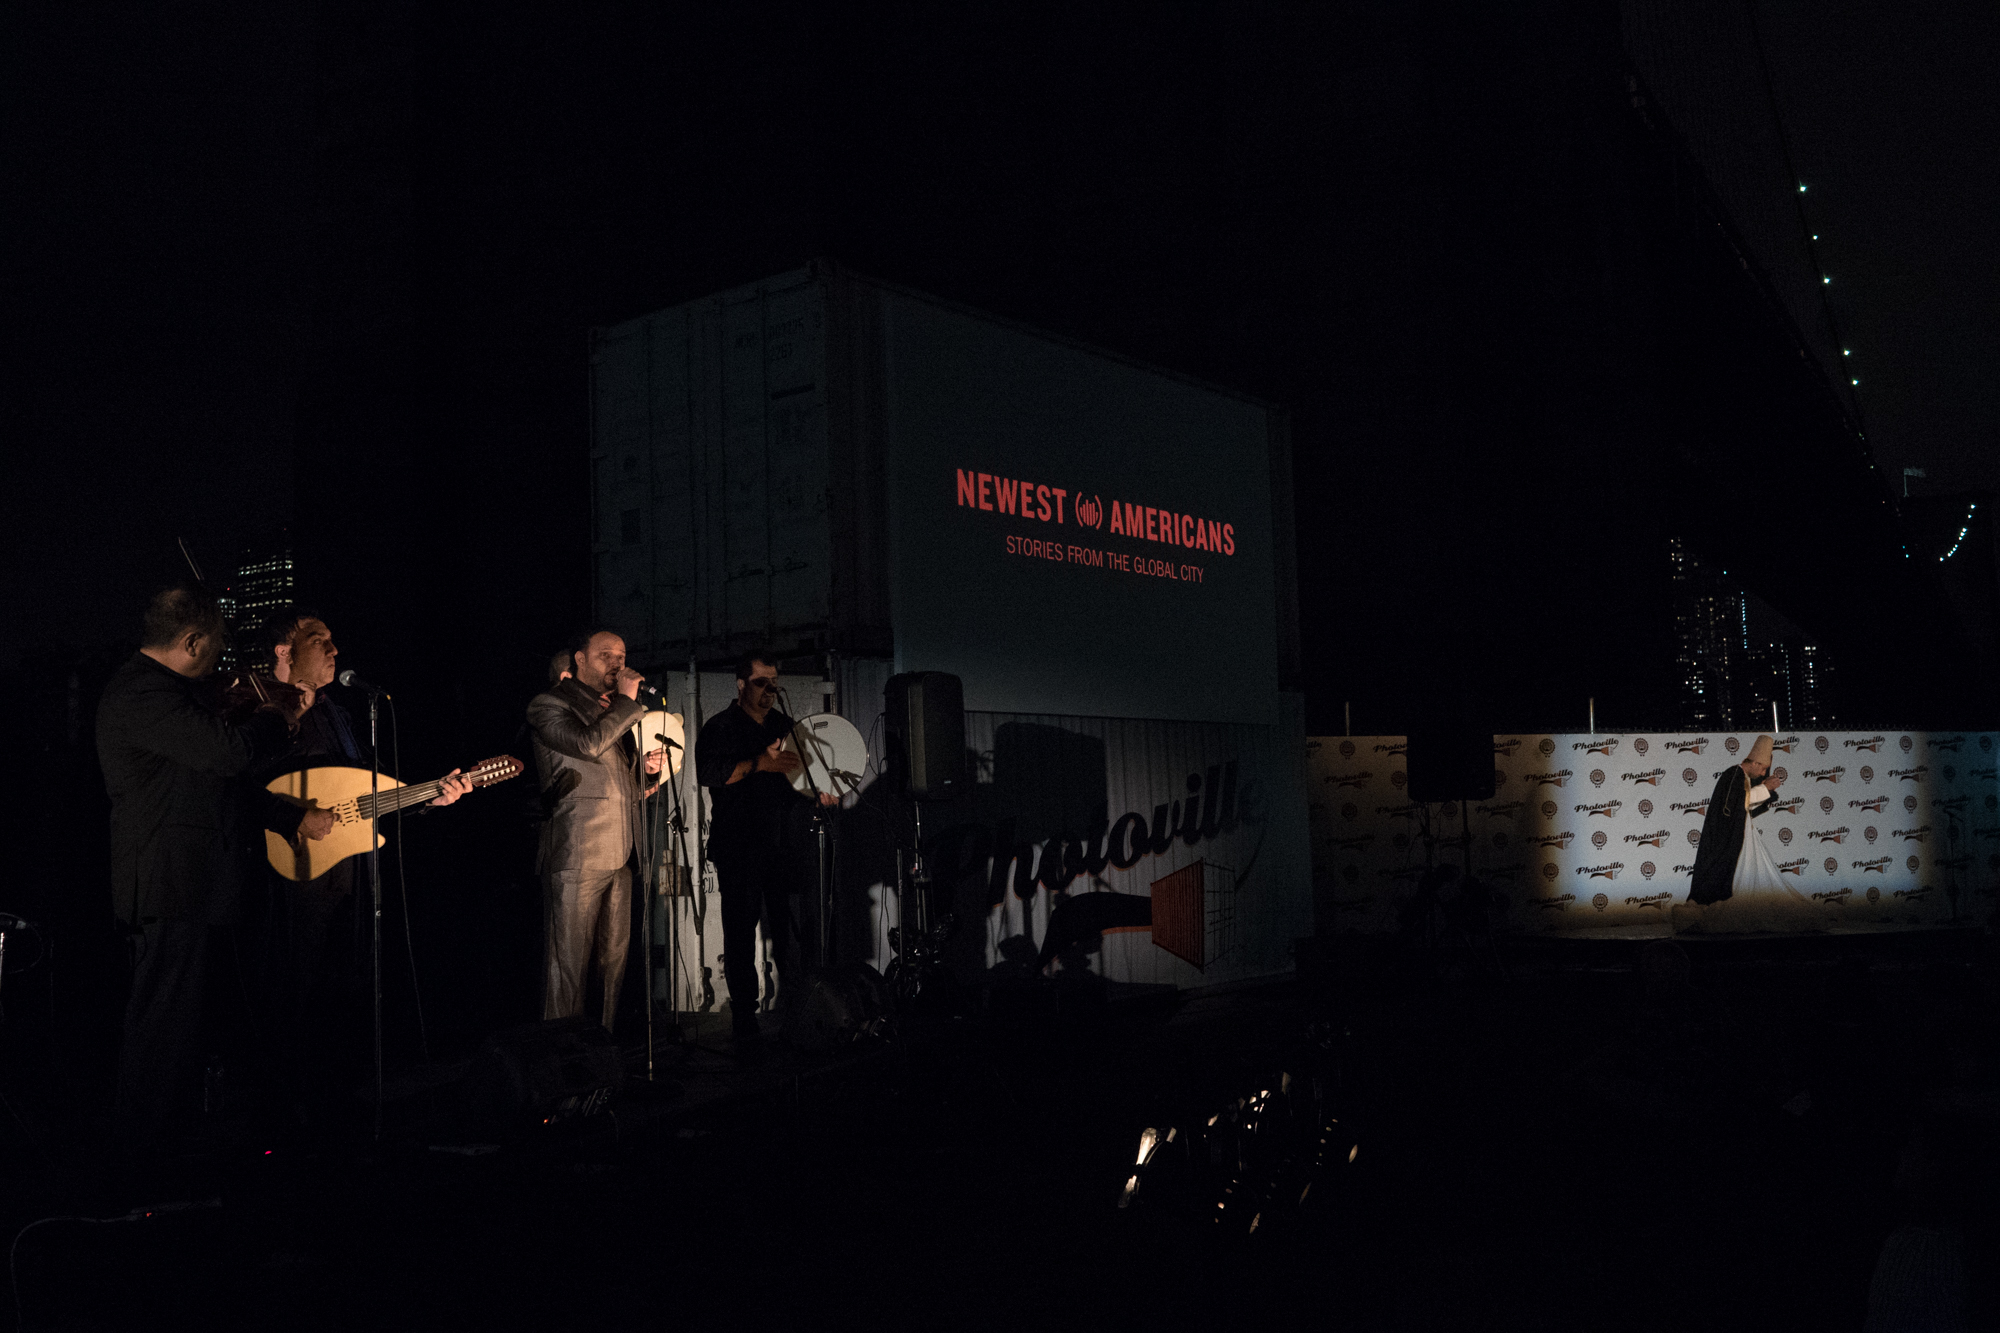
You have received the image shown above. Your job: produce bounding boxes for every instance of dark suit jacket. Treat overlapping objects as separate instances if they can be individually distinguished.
[527,679,647,873]
[97,652,306,925]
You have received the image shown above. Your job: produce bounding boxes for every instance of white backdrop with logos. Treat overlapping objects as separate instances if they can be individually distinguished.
[889,700,1314,988]
[636,664,1313,1015]
[1307,732,2000,934]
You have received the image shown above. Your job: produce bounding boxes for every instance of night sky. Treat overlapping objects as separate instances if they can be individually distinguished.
[6,2,1995,741]
[1736,0,1999,492]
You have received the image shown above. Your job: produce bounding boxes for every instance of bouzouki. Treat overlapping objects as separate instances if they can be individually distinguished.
[263,755,524,881]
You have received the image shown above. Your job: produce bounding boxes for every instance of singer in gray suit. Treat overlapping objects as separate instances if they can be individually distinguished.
[526,629,664,1030]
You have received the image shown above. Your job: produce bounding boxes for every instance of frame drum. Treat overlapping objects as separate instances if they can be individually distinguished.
[631,710,686,762]
[786,713,869,799]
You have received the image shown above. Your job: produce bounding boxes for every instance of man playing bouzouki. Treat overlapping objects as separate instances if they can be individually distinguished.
[257,608,471,1108]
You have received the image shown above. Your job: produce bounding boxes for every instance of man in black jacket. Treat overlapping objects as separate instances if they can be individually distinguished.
[695,649,835,1050]
[97,586,319,1149]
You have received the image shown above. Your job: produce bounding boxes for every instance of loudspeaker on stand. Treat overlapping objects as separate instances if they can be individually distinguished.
[884,672,967,800]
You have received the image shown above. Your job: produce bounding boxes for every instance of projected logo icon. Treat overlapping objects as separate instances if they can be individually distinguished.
[1074,494,1105,529]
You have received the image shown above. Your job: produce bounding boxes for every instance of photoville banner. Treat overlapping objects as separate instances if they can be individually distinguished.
[1308,731,2000,933]
[642,665,1312,1012]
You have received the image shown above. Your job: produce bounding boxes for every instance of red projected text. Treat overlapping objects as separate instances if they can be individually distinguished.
[956,467,1235,556]
[1003,535,1205,584]
[957,470,1067,523]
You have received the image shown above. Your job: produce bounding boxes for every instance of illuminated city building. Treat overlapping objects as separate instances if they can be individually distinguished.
[1669,536,1832,730]
[221,536,295,671]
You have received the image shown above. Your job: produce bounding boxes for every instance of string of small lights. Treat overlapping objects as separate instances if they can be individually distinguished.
[1938,502,1978,562]
[1743,4,1864,429]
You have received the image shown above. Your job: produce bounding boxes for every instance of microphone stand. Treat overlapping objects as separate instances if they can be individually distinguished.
[687,658,712,1013]
[659,738,696,1040]
[780,689,836,972]
[630,710,654,1080]
[633,689,693,1071]
[367,689,384,1140]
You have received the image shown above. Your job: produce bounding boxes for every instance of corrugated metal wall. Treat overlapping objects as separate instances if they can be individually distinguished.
[591,270,844,664]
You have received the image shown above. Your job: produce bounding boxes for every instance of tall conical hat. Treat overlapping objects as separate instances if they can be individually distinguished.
[1747,734,1774,766]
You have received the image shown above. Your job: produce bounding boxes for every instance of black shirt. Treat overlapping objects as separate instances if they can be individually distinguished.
[296,692,363,764]
[257,692,363,781]
[696,702,803,860]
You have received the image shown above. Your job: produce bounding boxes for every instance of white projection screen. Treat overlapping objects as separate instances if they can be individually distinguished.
[882,292,1281,725]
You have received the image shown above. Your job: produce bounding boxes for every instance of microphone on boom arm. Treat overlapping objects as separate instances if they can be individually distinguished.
[337,669,389,698]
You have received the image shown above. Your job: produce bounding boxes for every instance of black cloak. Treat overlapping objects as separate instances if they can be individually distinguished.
[1685,765,1773,905]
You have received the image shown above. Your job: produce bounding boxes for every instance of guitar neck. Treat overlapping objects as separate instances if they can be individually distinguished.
[356,778,445,819]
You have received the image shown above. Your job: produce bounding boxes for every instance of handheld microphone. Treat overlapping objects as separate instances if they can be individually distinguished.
[337,669,387,696]
[635,681,662,696]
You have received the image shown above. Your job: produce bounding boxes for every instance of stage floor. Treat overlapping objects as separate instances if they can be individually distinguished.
[1519,919,1983,942]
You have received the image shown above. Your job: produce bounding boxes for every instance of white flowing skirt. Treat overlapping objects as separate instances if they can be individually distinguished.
[1697,813,1816,933]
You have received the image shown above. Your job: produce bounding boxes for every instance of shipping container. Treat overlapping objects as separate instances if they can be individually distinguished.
[590,262,1299,717]
[592,265,1313,998]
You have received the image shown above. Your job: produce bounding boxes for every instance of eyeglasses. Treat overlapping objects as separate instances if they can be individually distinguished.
[748,677,779,691]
